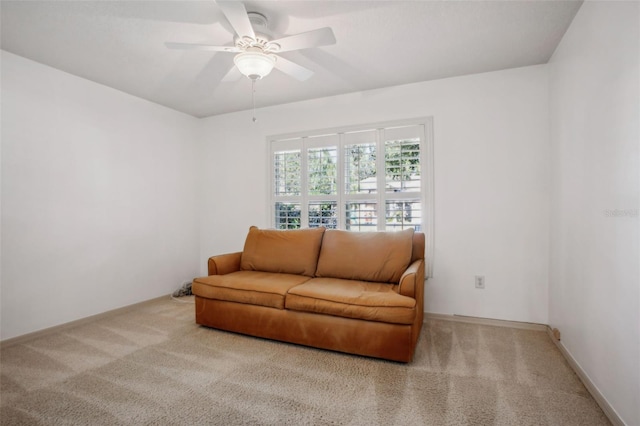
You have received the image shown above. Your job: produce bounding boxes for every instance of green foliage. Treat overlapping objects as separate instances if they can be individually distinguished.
[274,151,301,196]
[385,141,420,182]
[275,203,300,229]
[345,143,377,193]
[309,202,337,228]
[308,148,337,195]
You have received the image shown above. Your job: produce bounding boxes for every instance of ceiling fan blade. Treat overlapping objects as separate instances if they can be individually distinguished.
[165,42,241,52]
[216,1,255,40]
[270,27,336,53]
[274,56,314,81]
[221,65,243,82]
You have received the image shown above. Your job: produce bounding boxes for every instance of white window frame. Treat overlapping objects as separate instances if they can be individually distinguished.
[268,117,434,276]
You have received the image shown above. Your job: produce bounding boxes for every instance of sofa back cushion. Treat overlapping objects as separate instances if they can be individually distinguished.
[240,226,326,277]
[315,229,414,283]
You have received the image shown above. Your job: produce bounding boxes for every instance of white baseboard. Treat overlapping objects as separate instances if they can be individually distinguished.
[424,312,548,331]
[0,295,172,348]
[423,312,624,426]
[545,328,625,426]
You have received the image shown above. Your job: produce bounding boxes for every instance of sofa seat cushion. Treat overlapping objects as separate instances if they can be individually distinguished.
[285,278,416,325]
[193,271,312,309]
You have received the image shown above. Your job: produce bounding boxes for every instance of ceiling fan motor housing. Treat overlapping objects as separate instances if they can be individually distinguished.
[235,12,280,53]
[247,12,268,30]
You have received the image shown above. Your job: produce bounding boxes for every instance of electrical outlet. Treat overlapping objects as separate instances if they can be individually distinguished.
[475,275,485,289]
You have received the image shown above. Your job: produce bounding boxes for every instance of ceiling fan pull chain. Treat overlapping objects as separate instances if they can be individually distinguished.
[252,78,257,123]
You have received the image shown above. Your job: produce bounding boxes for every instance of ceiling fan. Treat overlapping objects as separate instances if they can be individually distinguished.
[165,1,336,82]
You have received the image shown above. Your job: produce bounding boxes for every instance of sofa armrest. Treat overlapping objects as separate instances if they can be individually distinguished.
[397,259,425,298]
[208,252,242,276]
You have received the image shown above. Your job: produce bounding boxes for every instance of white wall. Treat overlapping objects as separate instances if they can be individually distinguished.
[1,51,201,340]
[199,65,550,324]
[548,2,639,425]
[3,4,637,419]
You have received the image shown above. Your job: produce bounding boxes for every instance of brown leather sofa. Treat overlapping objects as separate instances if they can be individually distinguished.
[192,226,425,362]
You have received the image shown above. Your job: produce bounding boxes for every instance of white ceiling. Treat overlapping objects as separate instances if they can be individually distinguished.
[1,0,582,118]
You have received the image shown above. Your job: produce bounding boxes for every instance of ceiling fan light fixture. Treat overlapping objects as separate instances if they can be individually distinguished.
[234,51,276,80]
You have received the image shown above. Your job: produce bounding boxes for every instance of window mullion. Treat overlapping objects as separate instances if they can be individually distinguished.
[338,133,345,229]
[301,137,309,228]
[269,147,274,226]
[422,122,434,276]
[376,128,385,231]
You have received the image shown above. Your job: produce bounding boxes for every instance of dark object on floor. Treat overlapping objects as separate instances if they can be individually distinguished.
[172,282,192,297]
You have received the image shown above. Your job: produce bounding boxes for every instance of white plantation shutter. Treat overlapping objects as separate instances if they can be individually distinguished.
[382,125,423,231]
[269,118,434,274]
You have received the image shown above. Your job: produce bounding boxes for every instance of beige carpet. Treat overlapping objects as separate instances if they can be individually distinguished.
[0,296,610,425]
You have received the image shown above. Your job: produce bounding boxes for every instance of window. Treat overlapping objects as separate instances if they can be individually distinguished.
[269,118,434,272]
[270,118,432,231]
